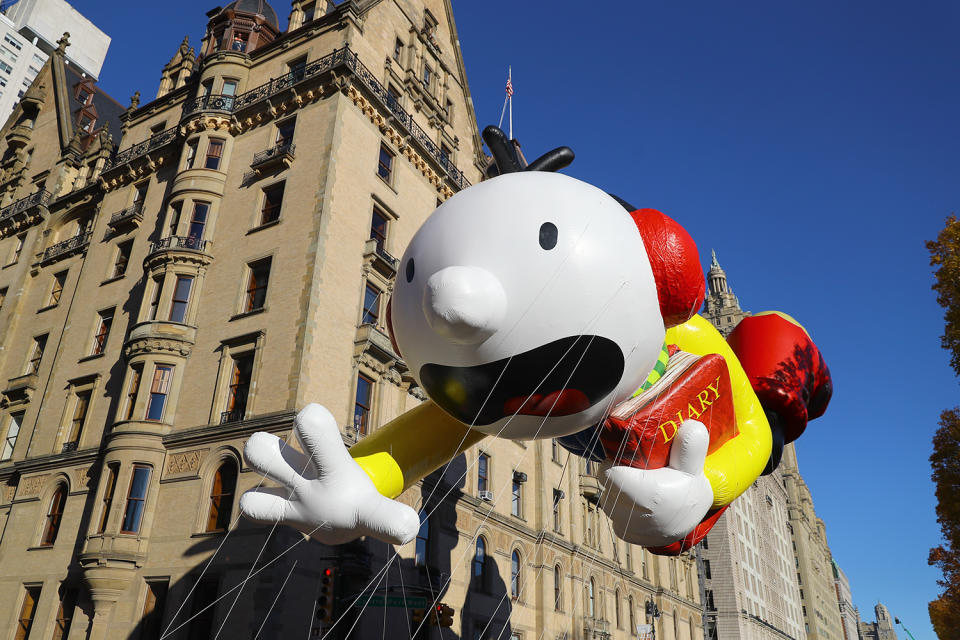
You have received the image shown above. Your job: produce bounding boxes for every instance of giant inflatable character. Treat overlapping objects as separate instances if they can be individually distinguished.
[239,127,832,553]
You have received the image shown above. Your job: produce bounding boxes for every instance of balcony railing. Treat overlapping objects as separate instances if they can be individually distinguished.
[42,231,91,263]
[103,127,178,172]
[149,235,207,254]
[184,93,236,116]
[108,202,144,228]
[0,189,51,223]
[210,46,470,191]
[251,142,296,169]
[220,409,245,424]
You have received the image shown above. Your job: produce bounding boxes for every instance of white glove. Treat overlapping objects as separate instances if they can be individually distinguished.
[599,419,713,547]
[239,404,421,545]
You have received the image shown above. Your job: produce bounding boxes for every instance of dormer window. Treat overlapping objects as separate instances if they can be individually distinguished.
[77,88,91,105]
[302,1,316,22]
[231,33,247,52]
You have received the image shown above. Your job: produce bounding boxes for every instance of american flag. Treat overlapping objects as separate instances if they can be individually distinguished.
[505,77,514,97]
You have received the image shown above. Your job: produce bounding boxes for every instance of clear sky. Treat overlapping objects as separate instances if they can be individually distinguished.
[72,0,959,636]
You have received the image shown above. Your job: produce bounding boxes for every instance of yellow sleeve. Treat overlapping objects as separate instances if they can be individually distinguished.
[349,401,488,499]
[665,314,772,508]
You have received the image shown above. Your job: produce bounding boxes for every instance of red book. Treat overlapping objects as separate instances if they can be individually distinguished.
[599,351,738,470]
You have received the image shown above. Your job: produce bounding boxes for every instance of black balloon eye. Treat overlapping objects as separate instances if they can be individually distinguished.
[539,222,558,250]
[405,258,415,282]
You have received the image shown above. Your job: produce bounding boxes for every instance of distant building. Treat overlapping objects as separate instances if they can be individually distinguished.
[832,560,861,640]
[3,0,110,79]
[859,603,898,640]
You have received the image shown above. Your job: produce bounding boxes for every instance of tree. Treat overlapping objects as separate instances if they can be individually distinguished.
[927,215,960,637]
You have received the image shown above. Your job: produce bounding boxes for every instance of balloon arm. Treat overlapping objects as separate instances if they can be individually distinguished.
[349,401,488,499]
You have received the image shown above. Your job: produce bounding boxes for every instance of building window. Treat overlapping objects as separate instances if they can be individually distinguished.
[2,411,23,460]
[353,374,372,435]
[440,143,452,164]
[511,550,521,600]
[26,334,47,375]
[10,232,25,264]
[121,465,151,534]
[65,390,91,449]
[415,512,429,566]
[16,585,41,640]
[225,353,253,421]
[703,559,712,579]
[287,55,307,81]
[260,182,284,225]
[511,474,522,517]
[361,284,380,325]
[185,139,198,169]
[148,277,162,321]
[387,84,402,109]
[41,483,67,545]
[377,144,393,182]
[230,33,247,52]
[705,589,716,611]
[221,79,237,96]
[49,270,67,306]
[477,452,489,493]
[552,489,562,532]
[207,461,238,532]
[629,596,635,629]
[187,202,208,242]
[112,241,132,278]
[97,464,118,533]
[276,118,296,146]
[204,139,224,170]
[52,587,77,640]
[168,276,193,323]
[587,578,595,617]
[615,589,621,627]
[92,308,114,355]
[167,201,183,237]
[551,439,560,462]
[301,1,316,22]
[554,565,562,611]
[188,578,218,640]
[370,207,388,250]
[393,38,402,62]
[445,99,454,123]
[4,34,21,50]
[245,258,271,312]
[141,579,169,640]
[123,365,142,421]
[422,64,432,88]
[146,365,173,421]
[473,537,486,587]
[0,286,6,312]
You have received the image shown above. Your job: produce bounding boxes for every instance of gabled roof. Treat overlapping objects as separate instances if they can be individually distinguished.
[62,63,124,145]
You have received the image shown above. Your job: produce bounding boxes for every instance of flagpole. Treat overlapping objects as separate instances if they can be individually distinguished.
[508,66,513,140]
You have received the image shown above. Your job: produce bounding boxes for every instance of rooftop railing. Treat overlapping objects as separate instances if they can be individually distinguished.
[0,189,51,223]
[103,127,178,171]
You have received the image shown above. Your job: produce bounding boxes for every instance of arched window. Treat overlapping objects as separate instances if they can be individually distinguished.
[415,512,429,566]
[42,483,67,546]
[510,550,521,600]
[588,577,596,618]
[473,537,487,588]
[206,461,237,532]
[629,596,635,630]
[554,565,562,611]
[615,588,621,627]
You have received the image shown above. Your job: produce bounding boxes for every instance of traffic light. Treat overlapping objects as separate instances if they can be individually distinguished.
[411,609,426,625]
[438,604,454,627]
[317,567,337,623]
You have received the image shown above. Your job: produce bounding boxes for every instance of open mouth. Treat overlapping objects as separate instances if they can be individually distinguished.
[419,336,625,426]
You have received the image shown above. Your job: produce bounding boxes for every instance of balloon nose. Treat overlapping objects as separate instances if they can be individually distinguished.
[423,266,507,344]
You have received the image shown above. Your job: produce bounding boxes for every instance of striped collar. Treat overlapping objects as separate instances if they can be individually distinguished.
[632,341,670,397]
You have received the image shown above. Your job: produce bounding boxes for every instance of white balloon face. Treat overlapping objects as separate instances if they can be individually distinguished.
[391,172,667,440]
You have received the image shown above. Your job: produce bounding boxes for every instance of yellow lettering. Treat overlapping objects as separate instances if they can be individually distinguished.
[698,389,713,413]
[676,410,685,426]
[687,403,701,420]
[706,376,722,400]
[658,420,679,443]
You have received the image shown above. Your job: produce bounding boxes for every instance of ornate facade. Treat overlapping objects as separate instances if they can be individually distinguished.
[0,2,703,639]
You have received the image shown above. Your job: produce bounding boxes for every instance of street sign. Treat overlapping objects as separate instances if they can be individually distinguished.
[353,595,428,609]
[636,623,653,640]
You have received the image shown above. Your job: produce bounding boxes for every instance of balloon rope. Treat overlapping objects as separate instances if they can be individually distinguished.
[253,560,298,640]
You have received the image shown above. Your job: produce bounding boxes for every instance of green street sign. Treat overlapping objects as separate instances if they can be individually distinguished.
[353,595,428,609]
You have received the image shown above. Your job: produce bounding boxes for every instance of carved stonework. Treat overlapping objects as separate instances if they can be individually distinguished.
[72,466,93,490]
[164,448,208,477]
[19,474,50,497]
[3,483,16,503]
[124,336,193,359]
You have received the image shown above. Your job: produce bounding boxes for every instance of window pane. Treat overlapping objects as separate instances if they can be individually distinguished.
[121,466,151,533]
[168,277,193,323]
[477,454,488,493]
[260,183,284,225]
[246,259,271,311]
[146,366,172,421]
[98,465,118,533]
[2,412,22,460]
[141,580,169,640]
[207,462,237,531]
[353,375,372,435]
[370,209,387,248]
[362,285,380,324]
[205,140,223,169]
[377,145,393,181]
[188,203,208,240]
[42,484,67,545]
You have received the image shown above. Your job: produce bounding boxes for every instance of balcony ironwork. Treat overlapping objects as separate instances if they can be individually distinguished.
[184,93,236,116]
[220,46,470,191]
[103,127,178,172]
[220,409,245,424]
[250,142,296,171]
[149,235,207,255]
[0,189,51,224]
[42,231,91,263]
[363,238,399,278]
[108,202,144,229]
[61,441,78,453]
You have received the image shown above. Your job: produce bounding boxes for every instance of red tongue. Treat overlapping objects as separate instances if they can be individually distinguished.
[504,389,590,417]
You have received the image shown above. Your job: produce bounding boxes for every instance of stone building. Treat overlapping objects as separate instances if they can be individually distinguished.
[0,1,703,639]
[832,560,860,640]
[858,603,897,640]
[699,262,806,640]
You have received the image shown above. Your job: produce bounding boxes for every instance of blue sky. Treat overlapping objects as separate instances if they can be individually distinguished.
[73,0,959,636]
